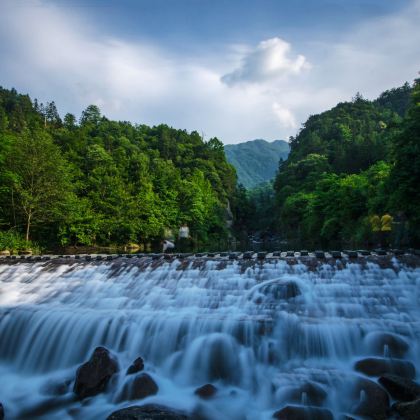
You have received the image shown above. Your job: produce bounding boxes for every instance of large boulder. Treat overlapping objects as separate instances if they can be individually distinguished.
[273,405,333,420]
[127,357,144,375]
[120,373,158,401]
[378,374,420,402]
[352,378,389,419]
[194,383,217,399]
[107,404,190,420]
[364,332,409,358]
[354,357,415,379]
[392,399,420,420]
[73,346,119,399]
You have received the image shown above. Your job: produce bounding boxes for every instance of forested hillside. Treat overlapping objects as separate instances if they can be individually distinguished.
[225,139,289,188]
[273,81,420,248]
[0,87,237,252]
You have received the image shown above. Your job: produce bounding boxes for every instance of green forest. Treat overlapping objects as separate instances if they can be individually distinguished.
[0,88,237,253]
[271,79,420,248]
[0,78,419,253]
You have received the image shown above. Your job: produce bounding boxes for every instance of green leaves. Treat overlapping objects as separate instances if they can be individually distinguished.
[274,80,419,248]
[0,87,236,249]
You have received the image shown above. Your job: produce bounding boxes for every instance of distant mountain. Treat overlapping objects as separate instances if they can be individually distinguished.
[225,139,290,189]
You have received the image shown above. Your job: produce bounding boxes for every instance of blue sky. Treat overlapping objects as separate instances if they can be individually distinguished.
[1,0,419,143]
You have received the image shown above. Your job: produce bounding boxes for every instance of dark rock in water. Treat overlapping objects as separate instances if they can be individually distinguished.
[107,404,190,420]
[121,373,158,401]
[354,357,415,379]
[73,346,119,399]
[284,382,327,406]
[392,399,420,420]
[0,403,4,420]
[242,251,254,259]
[194,383,217,399]
[378,374,420,402]
[365,331,409,358]
[352,378,389,419]
[258,280,301,300]
[127,357,144,375]
[273,405,333,420]
[374,249,387,256]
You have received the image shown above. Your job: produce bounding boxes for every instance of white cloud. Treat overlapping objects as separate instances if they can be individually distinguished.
[221,37,309,86]
[272,103,296,129]
[0,0,419,144]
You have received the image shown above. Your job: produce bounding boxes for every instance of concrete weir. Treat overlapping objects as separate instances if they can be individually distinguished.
[1,249,419,268]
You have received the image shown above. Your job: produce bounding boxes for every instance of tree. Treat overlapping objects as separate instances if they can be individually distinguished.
[5,129,72,241]
[389,78,420,244]
[80,105,101,126]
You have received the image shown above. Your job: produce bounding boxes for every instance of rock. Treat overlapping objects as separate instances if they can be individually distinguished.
[283,382,327,406]
[364,332,409,358]
[352,378,389,419]
[127,357,144,375]
[107,404,190,420]
[0,403,4,420]
[242,251,254,259]
[0,250,10,256]
[378,374,420,402]
[73,346,119,399]
[354,357,415,379]
[19,248,32,255]
[392,399,420,420]
[194,384,217,399]
[120,373,158,401]
[259,280,301,300]
[273,405,333,420]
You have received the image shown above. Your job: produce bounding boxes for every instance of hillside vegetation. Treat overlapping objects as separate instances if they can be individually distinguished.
[225,139,289,188]
[272,81,420,247]
[0,88,237,251]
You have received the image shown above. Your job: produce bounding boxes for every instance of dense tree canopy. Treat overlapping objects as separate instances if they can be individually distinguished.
[1,80,418,253]
[273,80,419,248]
[0,87,236,252]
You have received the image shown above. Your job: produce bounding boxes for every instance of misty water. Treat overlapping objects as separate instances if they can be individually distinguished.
[0,255,419,419]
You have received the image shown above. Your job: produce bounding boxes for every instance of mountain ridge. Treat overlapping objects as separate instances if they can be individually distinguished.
[225,139,289,189]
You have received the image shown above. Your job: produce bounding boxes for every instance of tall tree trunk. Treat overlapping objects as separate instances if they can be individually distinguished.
[11,188,17,228]
[26,212,31,242]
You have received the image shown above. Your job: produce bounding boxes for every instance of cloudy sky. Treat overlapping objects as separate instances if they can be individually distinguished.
[1,0,419,144]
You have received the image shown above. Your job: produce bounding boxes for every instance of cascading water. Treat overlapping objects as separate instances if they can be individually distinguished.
[0,254,419,419]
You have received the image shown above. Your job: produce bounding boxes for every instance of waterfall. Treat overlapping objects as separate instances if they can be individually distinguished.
[0,255,419,419]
